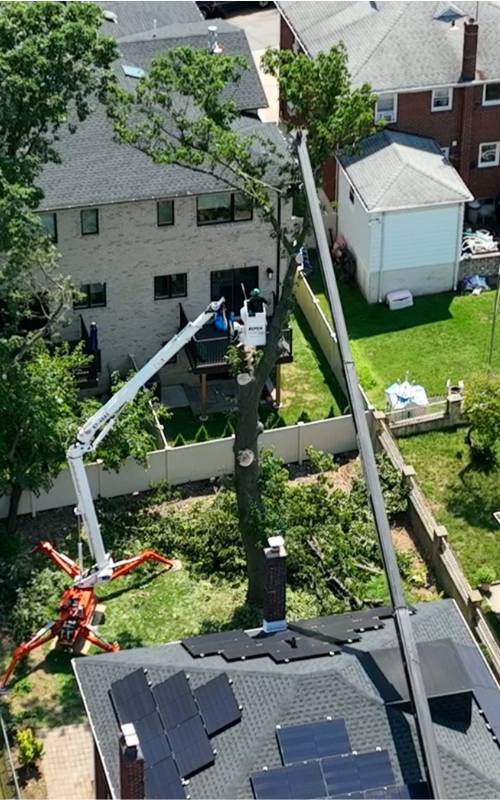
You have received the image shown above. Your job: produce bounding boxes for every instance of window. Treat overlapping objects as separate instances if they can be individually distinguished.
[440,146,450,159]
[40,211,57,243]
[375,93,397,123]
[483,82,500,106]
[197,192,253,225]
[81,208,99,236]
[349,187,355,204]
[210,266,258,313]
[157,200,174,226]
[154,273,187,300]
[74,282,106,309]
[478,142,500,168]
[432,87,453,111]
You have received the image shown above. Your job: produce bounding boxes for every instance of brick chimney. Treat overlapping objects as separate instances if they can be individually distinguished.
[262,536,287,634]
[461,18,478,82]
[119,723,144,800]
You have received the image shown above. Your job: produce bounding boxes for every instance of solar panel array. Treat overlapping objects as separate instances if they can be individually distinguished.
[110,669,241,798]
[250,718,430,800]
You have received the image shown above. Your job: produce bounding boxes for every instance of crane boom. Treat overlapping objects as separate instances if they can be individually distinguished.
[295,132,445,799]
[67,299,224,584]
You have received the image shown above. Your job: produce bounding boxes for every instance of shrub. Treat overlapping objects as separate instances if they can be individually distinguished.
[194,424,209,443]
[305,445,336,474]
[473,566,496,587]
[15,728,44,767]
[296,410,311,423]
[11,568,68,641]
[464,376,500,465]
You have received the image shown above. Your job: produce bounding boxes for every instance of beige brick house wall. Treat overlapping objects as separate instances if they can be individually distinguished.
[57,194,290,387]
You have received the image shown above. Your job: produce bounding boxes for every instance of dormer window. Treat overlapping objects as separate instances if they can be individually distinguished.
[375,94,397,123]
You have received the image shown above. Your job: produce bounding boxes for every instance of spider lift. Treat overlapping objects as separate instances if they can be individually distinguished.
[1,299,225,690]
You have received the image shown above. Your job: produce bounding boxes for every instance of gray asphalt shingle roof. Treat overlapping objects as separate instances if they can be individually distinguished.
[37,10,274,211]
[97,1,203,38]
[276,1,500,92]
[37,116,287,211]
[338,130,473,211]
[73,599,500,800]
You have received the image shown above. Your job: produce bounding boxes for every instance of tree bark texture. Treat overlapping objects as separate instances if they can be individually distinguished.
[7,483,22,534]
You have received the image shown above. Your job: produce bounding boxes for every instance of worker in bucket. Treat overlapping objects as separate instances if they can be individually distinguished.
[247,287,268,316]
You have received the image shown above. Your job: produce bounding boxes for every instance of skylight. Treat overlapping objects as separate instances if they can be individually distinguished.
[122,64,146,80]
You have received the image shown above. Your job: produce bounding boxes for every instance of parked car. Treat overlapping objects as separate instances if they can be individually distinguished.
[197,1,271,18]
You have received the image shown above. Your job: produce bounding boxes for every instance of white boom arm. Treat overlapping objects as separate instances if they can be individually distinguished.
[67,299,224,585]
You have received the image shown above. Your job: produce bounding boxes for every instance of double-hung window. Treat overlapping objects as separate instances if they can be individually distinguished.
[40,211,57,243]
[478,142,500,168]
[154,273,187,300]
[483,82,500,106]
[74,282,107,309]
[432,87,453,111]
[375,93,397,123]
[196,192,253,225]
[157,200,174,226]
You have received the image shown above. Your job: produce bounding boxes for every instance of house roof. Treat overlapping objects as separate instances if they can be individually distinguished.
[275,1,500,92]
[73,599,500,800]
[96,1,203,39]
[37,115,287,211]
[36,11,276,211]
[338,130,473,212]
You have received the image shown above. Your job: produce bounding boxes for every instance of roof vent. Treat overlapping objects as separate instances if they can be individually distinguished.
[433,2,466,21]
[103,9,118,24]
[208,25,223,55]
[122,64,146,80]
[153,18,157,38]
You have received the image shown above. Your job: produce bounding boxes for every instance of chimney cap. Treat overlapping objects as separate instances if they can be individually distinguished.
[268,535,285,550]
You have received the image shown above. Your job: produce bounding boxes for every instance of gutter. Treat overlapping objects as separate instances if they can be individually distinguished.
[72,658,118,800]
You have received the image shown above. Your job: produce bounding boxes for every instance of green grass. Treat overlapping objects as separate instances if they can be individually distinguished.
[308,272,500,407]
[398,429,500,584]
[164,310,345,443]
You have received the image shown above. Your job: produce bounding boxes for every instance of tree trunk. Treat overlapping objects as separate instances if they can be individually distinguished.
[233,248,300,607]
[7,483,22,534]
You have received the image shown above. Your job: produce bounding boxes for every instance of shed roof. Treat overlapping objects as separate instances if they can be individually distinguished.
[96,1,203,38]
[74,599,500,800]
[276,1,500,92]
[338,130,473,211]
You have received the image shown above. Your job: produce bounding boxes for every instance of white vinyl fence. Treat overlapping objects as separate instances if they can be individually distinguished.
[0,414,369,519]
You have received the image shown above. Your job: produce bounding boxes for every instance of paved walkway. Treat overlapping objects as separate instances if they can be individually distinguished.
[40,723,94,800]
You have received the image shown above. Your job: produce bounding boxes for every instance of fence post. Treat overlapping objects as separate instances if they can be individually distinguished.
[446,392,464,426]
[297,422,304,465]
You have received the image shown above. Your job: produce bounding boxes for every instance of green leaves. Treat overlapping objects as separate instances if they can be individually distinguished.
[464,376,500,464]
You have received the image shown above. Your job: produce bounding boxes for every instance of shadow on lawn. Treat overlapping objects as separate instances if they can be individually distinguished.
[307,271,455,340]
[444,462,500,532]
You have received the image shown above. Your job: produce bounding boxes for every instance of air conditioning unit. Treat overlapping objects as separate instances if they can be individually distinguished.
[386,289,413,311]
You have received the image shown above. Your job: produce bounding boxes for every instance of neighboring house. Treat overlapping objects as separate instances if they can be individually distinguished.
[337,131,472,302]
[276,2,500,205]
[73,597,500,799]
[37,3,292,391]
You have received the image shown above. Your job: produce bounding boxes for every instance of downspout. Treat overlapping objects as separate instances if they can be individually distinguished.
[453,202,465,291]
[376,213,385,303]
[275,190,281,304]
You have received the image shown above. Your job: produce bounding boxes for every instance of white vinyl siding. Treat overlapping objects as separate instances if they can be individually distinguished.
[381,206,459,269]
[337,171,371,273]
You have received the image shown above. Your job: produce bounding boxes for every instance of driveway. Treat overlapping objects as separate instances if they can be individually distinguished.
[225,7,280,122]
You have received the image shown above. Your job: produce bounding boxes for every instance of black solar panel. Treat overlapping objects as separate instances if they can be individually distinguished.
[289,617,362,645]
[182,630,247,657]
[321,751,394,797]
[135,712,166,743]
[269,635,339,664]
[251,762,327,800]
[140,734,172,768]
[152,672,198,731]
[110,669,156,725]
[277,719,351,765]
[356,751,394,791]
[221,637,273,662]
[475,687,500,733]
[144,756,185,799]
[167,714,214,777]
[194,674,241,735]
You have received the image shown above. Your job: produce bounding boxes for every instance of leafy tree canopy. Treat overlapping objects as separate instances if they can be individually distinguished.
[465,375,500,464]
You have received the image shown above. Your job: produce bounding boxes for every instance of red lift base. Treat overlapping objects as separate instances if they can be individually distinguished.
[1,541,176,691]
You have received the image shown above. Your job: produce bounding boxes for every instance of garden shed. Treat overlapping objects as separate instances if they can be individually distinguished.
[337,131,473,303]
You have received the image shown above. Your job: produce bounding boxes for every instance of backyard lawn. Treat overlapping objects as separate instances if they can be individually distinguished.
[308,271,500,407]
[164,309,346,443]
[398,429,500,585]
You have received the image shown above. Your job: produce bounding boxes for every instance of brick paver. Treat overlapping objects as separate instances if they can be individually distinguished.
[40,723,94,800]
